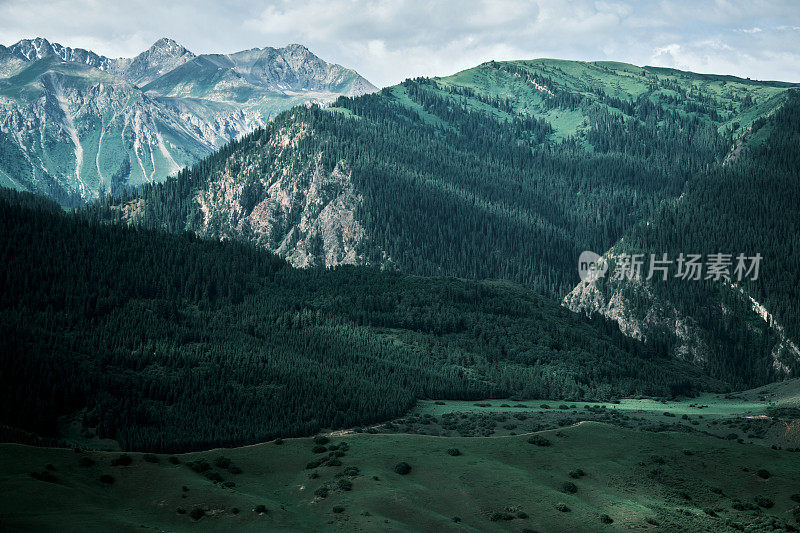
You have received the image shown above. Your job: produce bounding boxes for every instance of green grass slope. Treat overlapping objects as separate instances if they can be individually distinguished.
[2,422,800,532]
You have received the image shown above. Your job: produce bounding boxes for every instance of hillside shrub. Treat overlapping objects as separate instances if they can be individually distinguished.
[527,435,551,446]
[561,481,578,494]
[394,462,412,475]
[111,454,132,466]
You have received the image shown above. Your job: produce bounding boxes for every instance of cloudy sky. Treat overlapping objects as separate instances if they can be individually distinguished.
[1,0,798,87]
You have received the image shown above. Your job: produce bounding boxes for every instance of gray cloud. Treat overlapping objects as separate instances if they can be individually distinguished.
[1,0,798,86]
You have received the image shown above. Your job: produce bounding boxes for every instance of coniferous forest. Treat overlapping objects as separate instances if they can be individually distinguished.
[1,189,725,452]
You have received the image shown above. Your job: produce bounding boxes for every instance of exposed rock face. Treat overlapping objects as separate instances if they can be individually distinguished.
[193,122,369,268]
[564,248,799,376]
[729,283,800,374]
[563,248,709,364]
[0,37,377,204]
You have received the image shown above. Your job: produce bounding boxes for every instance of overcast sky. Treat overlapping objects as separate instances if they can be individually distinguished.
[1,0,798,87]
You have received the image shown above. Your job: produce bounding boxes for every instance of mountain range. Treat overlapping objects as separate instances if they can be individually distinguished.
[0,37,376,204]
[91,58,800,390]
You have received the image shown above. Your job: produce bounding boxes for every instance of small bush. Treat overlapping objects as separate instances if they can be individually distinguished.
[306,459,324,469]
[214,456,231,469]
[30,471,58,483]
[452,516,461,523]
[312,445,327,453]
[755,496,774,508]
[229,465,242,475]
[326,458,342,467]
[343,466,360,477]
[447,448,461,456]
[176,508,186,514]
[189,507,205,520]
[732,500,758,511]
[332,506,345,514]
[231,507,239,514]
[394,462,412,475]
[187,459,210,473]
[600,514,613,524]
[254,504,268,514]
[790,493,800,503]
[314,436,330,445]
[204,471,224,483]
[168,456,180,464]
[561,481,578,494]
[527,435,551,447]
[756,469,771,479]
[111,454,132,466]
[274,438,283,445]
[568,468,585,479]
[338,479,353,491]
[99,474,115,485]
[556,503,570,512]
[489,512,514,521]
[517,511,528,519]
[314,487,329,498]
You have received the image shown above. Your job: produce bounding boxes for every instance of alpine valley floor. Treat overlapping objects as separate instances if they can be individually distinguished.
[2,381,800,532]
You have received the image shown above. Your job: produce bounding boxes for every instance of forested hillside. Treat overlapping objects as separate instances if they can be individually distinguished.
[87,59,800,386]
[92,59,794,299]
[0,190,724,452]
[567,91,800,387]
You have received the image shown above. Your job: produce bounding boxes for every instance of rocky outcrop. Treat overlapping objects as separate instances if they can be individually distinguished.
[193,122,372,268]
[564,248,799,376]
[564,248,709,364]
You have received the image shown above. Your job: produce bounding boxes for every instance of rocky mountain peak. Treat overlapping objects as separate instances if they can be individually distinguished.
[8,37,111,70]
[116,37,195,86]
[146,38,193,59]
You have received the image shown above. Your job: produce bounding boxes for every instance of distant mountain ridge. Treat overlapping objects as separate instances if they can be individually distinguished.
[0,37,376,204]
